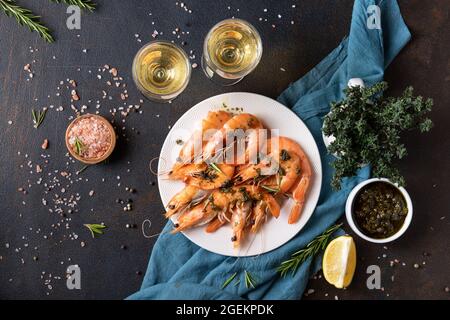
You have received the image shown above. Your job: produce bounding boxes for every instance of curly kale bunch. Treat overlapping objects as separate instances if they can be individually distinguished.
[323,81,433,190]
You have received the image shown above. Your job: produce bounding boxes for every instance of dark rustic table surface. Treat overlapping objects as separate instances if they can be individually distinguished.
[0,0,448,300]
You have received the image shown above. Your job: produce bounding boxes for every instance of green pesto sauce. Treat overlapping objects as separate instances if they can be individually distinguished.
[353,181,408,239]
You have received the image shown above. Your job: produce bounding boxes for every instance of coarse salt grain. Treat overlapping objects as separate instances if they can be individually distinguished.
[67,116,112,159]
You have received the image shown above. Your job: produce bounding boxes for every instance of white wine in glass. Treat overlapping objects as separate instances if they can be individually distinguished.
[202,19,263,86]
[132,41,191,102]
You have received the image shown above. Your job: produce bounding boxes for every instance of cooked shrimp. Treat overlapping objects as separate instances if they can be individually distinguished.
[286,149,312,223]
[171,203,218,233]
[251,201,266,234]
[263,193,281,218]
[227,185,276,247]
[169,162,234,190]
[239,128,267,165]
[270,137,312,224]
[170,111,231,178]
[178,110,231,163]
[203,113,263,163]
[230,201,252,248]
[172,189,232,233]
[250,193,280,233]
[258,175,278,190]
[165,185,209,218]
[168,163,207,181]
[233,136,312,224]
[233,150,301,193]
[271,136,313,224]
[184,163,235,190]
[204,190,233,233]
[205,214,229,233]
[205,186,253,234]
[204,185,258,245]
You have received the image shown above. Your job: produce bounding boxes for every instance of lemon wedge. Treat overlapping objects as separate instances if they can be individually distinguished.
[322,235,356,288]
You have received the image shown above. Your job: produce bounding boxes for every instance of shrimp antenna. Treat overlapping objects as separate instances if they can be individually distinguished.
[149,156,173,176]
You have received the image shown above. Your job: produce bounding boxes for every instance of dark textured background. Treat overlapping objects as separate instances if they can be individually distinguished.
[0,0,448,300]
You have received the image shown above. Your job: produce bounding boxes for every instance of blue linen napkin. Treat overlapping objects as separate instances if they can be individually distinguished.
[128,0,411,300]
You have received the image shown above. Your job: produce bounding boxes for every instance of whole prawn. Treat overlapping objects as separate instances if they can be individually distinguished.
[203,113,264,164]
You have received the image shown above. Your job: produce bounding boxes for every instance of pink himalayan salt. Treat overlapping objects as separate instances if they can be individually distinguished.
[68,116,112,159]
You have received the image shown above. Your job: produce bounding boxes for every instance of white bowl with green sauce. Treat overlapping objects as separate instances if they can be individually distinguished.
[345,178,413,243]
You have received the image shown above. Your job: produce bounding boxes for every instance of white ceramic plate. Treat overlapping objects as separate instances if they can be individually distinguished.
[158,92,322,256]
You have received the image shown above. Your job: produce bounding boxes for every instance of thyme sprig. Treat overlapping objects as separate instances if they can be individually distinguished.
[84,223,106,238]
[323,82,433,189]
[31,108,47,128]
[277,223,343,277]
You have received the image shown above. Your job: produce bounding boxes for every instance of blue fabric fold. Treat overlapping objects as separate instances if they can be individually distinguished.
[128,0,411,300]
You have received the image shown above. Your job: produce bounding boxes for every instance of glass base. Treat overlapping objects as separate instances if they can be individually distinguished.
[138,92,175,103]
[201,56,243,86]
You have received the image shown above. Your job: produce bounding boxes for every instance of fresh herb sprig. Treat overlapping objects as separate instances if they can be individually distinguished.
[261,185,279,193]
[221,272,237,289]
[244,270,257,288]
[277,223,342,277]
[0,0,53,42]
[221,270,257,289]
[323,82,433,189]
[0,0,96,42]
[31,108,47,128]
[209,162,223,175]
[76,165,89,175]
[84,223,106,238]
[74,137,85,155]
[260,172,282,194]
[49,0,96,12]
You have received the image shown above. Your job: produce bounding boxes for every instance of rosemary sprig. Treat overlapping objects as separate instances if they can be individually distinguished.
[0,0,54,42]
[74,137,85,155]
[222,271,257,289]
[277,223,343,277]
[76,165,89,175]
[209,162,223,175]
[84,223,106,238]
[221,272,237,289]
[277,172,282,190]
[31,108,47,128]
[261,185,279,193]
[49,0,96,12]
[244,270,256,288]
[0,0,96,43]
